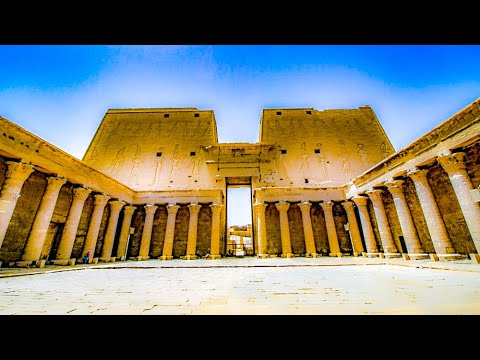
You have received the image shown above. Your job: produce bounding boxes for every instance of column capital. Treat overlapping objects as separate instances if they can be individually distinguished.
[93,194,111,207]
[109,200,126,213]
[385,178,405,188]
[366,188,384,203]
[253,202,268,213]
[351,196,369,207]
[167,204,180,214]
[275,201,290,212]
[341,200,355,211]
[320,201,334,212]
[385,179,405,197]
[46,176,67,190]
[437,152,466,174]
[5,161,35,182]
[123,205,136,216]
[188,203,202,214]
[407,168,428,183]
[72,186,92,202]
[144,204,159,215]
[210,203,223,214]
[298,201,312,212]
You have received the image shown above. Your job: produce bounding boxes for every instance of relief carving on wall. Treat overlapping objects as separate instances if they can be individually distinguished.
[273,145,289,181]
[315,143,329,180]
[169,144,182,182]
[299,142,312,179]
[109,146,126,179]
[128,145,142,186]
[149,147,165,187]
[189,145,205,184]
[357,143,369,168]
[339,139,351,180]
[380,140,388,158]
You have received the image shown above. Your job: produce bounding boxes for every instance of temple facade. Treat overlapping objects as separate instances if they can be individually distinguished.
[0,98,479,267]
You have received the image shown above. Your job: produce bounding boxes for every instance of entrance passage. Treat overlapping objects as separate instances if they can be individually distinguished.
[226,184,253,257]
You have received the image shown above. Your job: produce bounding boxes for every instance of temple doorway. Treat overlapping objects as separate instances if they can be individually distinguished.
[226,177,254,257]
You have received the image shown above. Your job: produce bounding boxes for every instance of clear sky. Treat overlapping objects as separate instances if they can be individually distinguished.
[1,45,479,225]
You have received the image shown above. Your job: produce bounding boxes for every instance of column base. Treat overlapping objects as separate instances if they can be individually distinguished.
[208,255,221,260]
[269,254,278,258]
[136,256,150,261]
[329,252,343,257]
[469,253,480,264]
[51,259,70,266]
[306,253,320,258]
[256,254,269,259]
[15,261,35,268]
[353,252,363,257]
[437,253,469,261]
[403,253,430,260]
[281,253,294,258]
[183,255,200,260]
[99,257,116,262]
[363,252,381,258]
[159,255,173,260]
[383,252,402,259]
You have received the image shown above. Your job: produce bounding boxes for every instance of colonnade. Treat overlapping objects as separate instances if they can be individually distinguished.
[253,151,480,259]
[0,149,479,265]
[0,160,224,265]
[254,200,360,258]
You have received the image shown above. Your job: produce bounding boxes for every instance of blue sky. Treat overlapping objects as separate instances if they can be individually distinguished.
[1,45,479,225]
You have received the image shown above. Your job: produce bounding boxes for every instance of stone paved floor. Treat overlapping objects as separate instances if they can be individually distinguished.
[0,257,479,315]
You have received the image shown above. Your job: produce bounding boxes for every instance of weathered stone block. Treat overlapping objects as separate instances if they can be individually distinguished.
[51,259,70,266]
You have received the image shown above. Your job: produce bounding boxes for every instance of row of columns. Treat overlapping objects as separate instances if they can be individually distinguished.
[139,202,224,261]
[253,151,480,258]
[254,200,360,258]
[0,160,225,264]
[1,149,479,263]
[353,151,480,257]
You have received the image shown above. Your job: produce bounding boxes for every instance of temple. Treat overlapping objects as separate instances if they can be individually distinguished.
[0,98,479,267]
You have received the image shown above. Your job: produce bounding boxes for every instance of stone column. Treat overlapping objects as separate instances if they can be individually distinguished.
[116,205,136,260]
[160,204,180,260]
[385,180,426,257]
[351,196,378,254]
[253,202,268,258]
[138,204,158,260]
[341,201,365,255]
[0,161,34,249]
[407,168,456,255]
[22,176,67,262]
[55,186,92,261]
[275,201,293,257]
[209,203,223,259]
[320,201,341,256]
[185,203,202,259]
[366,189,399,255]
[298,201,318,257]
[82,194,110,261]
[438,152,480,255]
[100,200,125,261]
